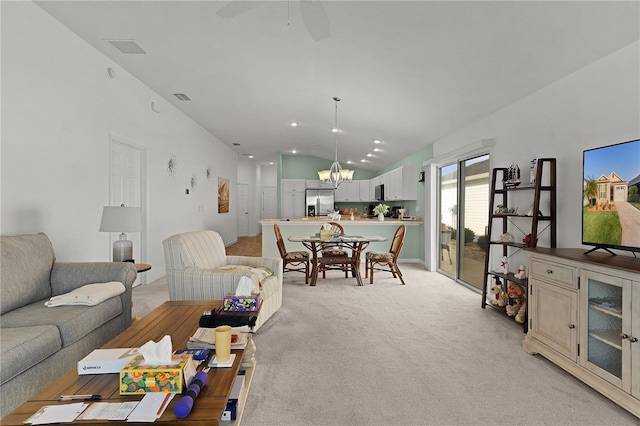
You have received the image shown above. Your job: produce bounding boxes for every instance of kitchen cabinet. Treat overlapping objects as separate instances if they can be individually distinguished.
[281,179,306,219]
[359,180,370,202]
[523,248,640,417]
[370,166,417,202]
[334,180,360,202]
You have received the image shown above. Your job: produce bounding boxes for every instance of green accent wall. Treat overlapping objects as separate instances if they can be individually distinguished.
[277,146,434,261]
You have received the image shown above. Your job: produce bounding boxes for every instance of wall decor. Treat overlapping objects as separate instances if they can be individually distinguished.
[218,176,229,213]
[206,166,212,181]
[167,154,178,176]
[190,173,198,191]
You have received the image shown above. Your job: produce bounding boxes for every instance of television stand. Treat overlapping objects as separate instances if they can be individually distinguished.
[583,245,616,255]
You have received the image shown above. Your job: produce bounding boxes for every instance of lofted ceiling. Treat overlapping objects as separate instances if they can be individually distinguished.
[34,1,640,171]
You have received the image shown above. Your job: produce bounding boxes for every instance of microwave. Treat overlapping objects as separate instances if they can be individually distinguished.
[374,184,385,201]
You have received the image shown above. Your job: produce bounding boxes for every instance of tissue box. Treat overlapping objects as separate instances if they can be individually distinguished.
[223,293,260,312]
[119,353,193,394]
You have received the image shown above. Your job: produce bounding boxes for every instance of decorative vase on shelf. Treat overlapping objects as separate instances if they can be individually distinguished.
[378,213,384,221]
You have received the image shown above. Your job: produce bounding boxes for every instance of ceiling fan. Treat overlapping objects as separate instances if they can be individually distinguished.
[216,0,331,42]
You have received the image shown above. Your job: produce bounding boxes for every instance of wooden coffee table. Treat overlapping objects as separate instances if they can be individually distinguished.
[1,300,254,425]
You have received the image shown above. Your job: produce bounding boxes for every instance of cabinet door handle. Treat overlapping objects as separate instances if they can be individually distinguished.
[630,337,638,343]
[620,333,629,339]
[546,269,553,274]
[568,324,575,329]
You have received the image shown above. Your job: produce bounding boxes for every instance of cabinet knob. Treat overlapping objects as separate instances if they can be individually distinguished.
[630,337,638,343]
[568,324,575,329]
[546,269,553,274]
[620,333,629,339]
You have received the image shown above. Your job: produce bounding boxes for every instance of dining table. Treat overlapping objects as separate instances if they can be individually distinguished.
[288,235,387,286]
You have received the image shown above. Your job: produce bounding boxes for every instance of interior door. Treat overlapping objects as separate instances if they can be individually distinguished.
[109,135,146,284]
[237,183,249,237]
[262,186,277,219]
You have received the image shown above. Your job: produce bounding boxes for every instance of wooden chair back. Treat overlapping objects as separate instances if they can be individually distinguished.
[274,224,287,258]
[390,225,406,258]
[319,221,345,236]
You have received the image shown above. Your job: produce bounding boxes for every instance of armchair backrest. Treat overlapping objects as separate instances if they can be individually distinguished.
[163,230,227,271]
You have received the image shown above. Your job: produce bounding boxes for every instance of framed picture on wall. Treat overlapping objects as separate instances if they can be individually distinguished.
[218,176,229,213]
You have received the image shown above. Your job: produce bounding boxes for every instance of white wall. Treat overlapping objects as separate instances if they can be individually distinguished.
[431,41,640,265]
[1,2,239,282]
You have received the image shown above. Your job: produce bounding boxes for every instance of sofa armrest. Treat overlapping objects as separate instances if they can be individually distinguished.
[50,262,137,327]
[226,256,283,289]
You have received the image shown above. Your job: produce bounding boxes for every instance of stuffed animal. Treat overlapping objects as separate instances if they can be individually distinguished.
[490,277,503,305]
[505,283,525,317]
[515,302,527,323]
[499,256,509,274]
[515,264,526,279]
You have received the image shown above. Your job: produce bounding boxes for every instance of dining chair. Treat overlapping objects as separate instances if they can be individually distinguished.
[274,223,310,284]
[319,221,350,278]
[364,224,406,285]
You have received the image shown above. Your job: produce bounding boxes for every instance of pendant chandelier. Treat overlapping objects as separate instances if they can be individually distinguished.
[318,96,353,188]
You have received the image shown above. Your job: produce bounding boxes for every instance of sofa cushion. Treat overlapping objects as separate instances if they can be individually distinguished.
[1,296,123,347]
[0,233,55,314]
[0,325,61,385]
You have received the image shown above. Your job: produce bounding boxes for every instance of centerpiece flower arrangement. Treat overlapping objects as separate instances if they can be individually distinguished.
[373,203,390,221]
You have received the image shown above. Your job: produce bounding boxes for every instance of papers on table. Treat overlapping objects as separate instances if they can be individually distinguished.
[187,327,250,350]
[25,403,88,424]
[76,401,139,421]
[127,393,175,422]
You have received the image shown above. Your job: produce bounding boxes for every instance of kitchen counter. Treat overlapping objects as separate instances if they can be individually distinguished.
[261,218,424,261]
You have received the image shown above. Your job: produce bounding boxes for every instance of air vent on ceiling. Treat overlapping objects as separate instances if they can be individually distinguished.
[173,93,191,101]
[232,143,241,146]
[104,39,147,55]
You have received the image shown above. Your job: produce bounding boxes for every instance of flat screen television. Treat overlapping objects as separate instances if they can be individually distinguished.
[582,138,640,255]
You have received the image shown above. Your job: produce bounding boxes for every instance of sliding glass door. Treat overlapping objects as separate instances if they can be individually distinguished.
[438,154,490,290]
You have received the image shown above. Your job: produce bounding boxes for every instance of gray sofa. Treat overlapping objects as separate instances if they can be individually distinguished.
[0,233,137,417]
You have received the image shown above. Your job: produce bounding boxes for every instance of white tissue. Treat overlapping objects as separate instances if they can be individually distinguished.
[235,276,255,296]
[138,335,174,365]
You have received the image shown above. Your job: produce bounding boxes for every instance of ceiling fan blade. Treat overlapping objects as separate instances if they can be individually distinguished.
[216,1,263,19]
[300,0,331,42]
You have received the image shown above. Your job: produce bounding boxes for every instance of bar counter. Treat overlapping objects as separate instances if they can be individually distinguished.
[260,217,423,261]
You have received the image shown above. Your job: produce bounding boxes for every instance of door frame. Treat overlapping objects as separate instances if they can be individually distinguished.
[108,133,148,283]
[423,139,494,273]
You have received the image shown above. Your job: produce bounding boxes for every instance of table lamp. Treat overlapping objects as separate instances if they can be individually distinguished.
[99,204,142,262]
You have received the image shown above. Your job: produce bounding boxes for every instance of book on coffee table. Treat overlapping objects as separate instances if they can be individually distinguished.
[187,327,250,350]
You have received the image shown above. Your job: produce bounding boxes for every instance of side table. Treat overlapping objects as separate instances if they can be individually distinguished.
[135,263,151,273]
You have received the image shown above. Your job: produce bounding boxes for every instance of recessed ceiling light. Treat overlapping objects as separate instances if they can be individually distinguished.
[331,127,339,133]
[366,153,373,157]
[248,155,254,159]
[373,148,381,152]
[292,150,297,154]
[269,162,274,165]
[360,159,366,163]
[347,160,353,165]
[373,139,382,144]
[290,122,299,127]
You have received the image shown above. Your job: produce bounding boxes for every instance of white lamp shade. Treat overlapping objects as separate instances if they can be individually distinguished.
[317,170,331,181]
[99,206,142,232]
[341,169,354,180]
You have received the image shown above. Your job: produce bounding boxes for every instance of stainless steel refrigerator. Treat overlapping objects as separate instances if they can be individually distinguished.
[305,189,335,217]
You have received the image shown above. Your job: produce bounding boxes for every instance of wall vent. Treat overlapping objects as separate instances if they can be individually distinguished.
[173,93,191,101]
[233,143,241,146]
[104,39,147,55]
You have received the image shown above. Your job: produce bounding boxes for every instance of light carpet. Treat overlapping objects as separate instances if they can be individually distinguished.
[133,264,638,425]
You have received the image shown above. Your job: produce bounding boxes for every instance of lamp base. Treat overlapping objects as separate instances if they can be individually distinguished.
[113,232,134,262]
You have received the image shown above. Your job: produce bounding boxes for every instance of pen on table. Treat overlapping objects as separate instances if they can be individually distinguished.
[59,394,102,401]
[157,393,171,415]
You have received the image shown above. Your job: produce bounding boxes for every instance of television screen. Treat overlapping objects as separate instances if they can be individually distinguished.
[582,139,640,254]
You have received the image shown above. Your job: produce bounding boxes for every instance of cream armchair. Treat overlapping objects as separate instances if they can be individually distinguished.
[162,230,282,331]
